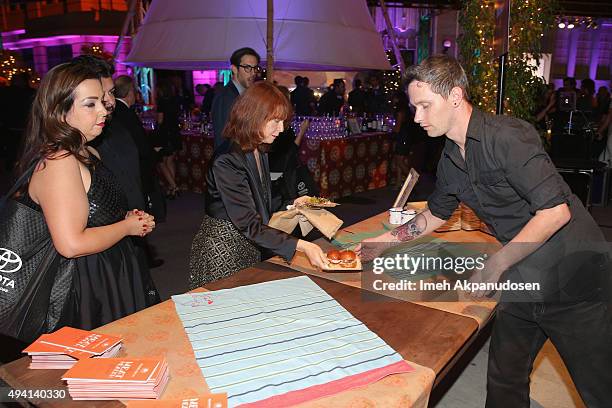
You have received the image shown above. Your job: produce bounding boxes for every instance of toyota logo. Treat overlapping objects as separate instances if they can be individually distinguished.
[0,248,22,273]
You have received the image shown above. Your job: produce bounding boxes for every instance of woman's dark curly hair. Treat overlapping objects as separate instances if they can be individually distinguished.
[15,61,102,180]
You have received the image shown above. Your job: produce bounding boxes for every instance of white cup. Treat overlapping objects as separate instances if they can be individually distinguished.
[401,209,417,224]
[389,207,403,225]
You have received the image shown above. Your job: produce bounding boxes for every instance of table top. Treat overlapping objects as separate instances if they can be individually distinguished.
[0,262,476,407]
[0,204,495,407]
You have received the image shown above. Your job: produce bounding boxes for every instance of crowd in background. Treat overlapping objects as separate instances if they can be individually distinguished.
[534,76,612,162]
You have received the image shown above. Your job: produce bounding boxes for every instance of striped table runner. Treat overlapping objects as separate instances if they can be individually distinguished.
[172,276,412,407]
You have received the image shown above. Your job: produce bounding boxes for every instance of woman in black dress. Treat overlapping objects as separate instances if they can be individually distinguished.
[189,81,327,287]
[155,79,182,198]
[15,62,156,330]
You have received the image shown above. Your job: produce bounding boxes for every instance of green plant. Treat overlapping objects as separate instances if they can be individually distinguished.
[458,0,556,121]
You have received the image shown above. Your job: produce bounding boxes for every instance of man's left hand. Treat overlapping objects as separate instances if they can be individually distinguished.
[467,258,506,298]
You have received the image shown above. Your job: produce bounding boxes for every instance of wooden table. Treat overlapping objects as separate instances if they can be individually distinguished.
[0,261,478,407]
[0,204,498,407]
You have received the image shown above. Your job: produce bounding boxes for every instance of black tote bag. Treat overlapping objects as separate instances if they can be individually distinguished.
[0,164,75,343]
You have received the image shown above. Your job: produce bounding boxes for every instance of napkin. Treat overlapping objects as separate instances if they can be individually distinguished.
[269,207,343,239]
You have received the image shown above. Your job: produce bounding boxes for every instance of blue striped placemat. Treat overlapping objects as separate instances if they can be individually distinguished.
[172,276,408,407]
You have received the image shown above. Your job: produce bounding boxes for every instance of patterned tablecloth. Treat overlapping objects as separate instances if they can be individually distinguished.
[300,132,392,200]
[173,131,392,197]
[175,131,215,194]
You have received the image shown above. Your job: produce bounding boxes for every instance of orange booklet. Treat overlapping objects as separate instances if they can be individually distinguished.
[63,357,165,383]
[63,357,169,400]
[127,394,228,408]
[24,327,123,359]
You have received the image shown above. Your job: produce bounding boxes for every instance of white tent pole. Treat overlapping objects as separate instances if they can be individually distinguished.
[266,0,274,82]
[113,0,138,61]
[380,0,404,72]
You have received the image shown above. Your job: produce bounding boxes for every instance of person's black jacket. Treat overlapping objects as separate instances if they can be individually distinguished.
[318,91,343,116]
[201,88,215,114]
[112,100,156,194]
[348,88,367,114]
[290,86,315,116]
[91,119,146,210]
[205,141,298,261]
[211,81,239,151]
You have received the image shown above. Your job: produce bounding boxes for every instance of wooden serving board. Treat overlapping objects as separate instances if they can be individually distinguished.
[322,258,363,271]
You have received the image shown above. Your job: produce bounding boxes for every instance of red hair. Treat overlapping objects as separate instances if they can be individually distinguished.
[223,81,293,151]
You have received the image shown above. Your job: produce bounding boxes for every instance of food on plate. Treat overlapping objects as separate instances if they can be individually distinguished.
[309,196,330,205]
[304,196,337,207]
[326,249,342,264]
[339,250,357,268]
[326,249,358,268]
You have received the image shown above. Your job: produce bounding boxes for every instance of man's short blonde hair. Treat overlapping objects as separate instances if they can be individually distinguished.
[403,55,470,101]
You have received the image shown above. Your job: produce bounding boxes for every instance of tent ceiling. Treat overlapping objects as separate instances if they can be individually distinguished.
[125,0,392,71]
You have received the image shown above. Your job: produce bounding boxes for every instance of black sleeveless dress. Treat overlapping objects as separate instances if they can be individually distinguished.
[71,156,148,329]
[21,156,149,330]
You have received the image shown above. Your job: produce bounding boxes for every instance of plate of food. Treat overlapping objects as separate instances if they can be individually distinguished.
[304,196,339,208]
[322,249,362,271]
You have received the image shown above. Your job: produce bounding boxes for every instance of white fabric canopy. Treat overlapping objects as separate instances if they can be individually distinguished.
[124,0,391,71]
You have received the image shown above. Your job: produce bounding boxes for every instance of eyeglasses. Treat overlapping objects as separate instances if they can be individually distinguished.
[238,64,262,74]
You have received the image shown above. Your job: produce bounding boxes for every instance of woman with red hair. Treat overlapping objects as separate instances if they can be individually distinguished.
[189,81,326,287]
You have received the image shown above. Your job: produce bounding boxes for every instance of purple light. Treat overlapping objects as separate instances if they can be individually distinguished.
[3,34,120,50]
[2,28,26,36]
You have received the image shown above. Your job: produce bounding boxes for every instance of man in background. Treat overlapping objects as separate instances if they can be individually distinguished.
[113,75,160,219]
[199,84,215,116]
[366,75,389,113]
[348,78,367,114]
[290,76,315,116]
[211,47,261,152]
[113,74,164,269]
[318,78,345,116]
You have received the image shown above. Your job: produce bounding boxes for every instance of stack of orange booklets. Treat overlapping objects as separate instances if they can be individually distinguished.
[23,327,123,369]
[62,357,169,400]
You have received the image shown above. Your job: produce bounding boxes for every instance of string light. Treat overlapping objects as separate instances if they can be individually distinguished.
[382,49,401,104]
[458,0,555,121]
[0,50,40,84]
[81,43,114,62]
[556,16,599,30]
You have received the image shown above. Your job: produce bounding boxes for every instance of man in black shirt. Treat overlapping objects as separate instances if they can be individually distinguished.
[290,76,316,116]
[348,79,367,114]
[318,79,345,116]
[359,56,611,407]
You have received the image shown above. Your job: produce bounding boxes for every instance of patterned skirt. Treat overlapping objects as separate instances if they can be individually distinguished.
[189,215,261,289]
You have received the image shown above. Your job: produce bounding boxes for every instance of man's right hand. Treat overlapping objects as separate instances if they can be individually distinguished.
[355,232,396,263]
